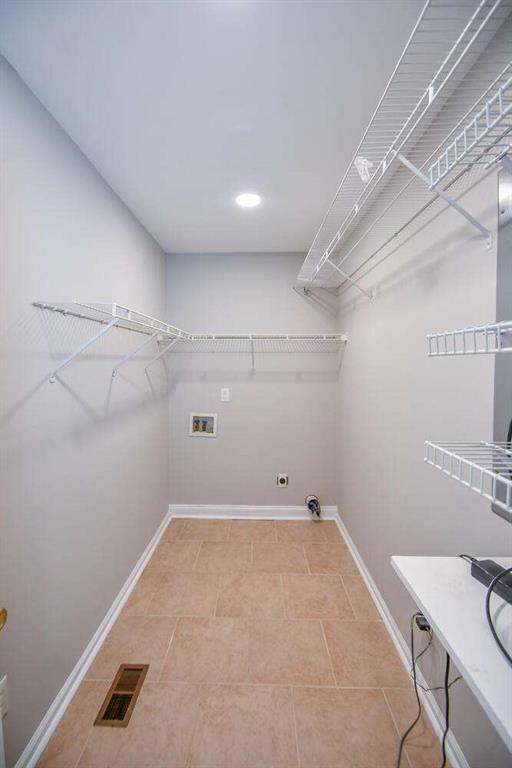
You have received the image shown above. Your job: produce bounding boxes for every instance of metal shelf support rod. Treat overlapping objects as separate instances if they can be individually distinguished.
[145,338,179,372]
[324,257,373,300]
[112,331,160,378]
[397,152,492,246]
[49,317,120,384]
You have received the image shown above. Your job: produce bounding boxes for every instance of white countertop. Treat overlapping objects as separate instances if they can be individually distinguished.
[391,556,512,751]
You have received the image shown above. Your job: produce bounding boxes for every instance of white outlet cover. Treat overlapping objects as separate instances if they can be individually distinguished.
[221,388,230,402]
[0,676,8,718]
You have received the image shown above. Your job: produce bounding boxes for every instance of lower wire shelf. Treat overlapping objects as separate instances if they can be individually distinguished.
[427,321,512,356]
[425,441,512,520]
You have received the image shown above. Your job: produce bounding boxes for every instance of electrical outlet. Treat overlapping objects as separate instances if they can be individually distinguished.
[221,388,230,402]
[277,474,288,487]
[0,676,8,718]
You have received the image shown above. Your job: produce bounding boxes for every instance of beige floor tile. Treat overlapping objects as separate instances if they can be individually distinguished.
[147,572,220,616]
[160,617,249,683]
[229,519,277,542]
[293,687,400,768]
[86,615,176,682]
[283,574,355,619]
[248,619,334,685]
[384,688,450,768]
[323,620,410,688]
[342,573,381,621]
[149,540,202,572]
[321,520,344,541]
[216,572,285,618]
[122,569,169,617]
[160,518,188,543]
[37,681,109,768]
[178,519,232,541]
[189,684,298,768]
[77,682,200,768]
[304,542,359,574]
[251,542,308,573]
[194,542,252,573]
[276,520,327,542]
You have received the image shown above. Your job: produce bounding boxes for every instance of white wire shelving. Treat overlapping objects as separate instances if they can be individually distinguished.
[34,302,346,382]
[427,320,512,355]
[297,0,512,296]
[425,440,512,519]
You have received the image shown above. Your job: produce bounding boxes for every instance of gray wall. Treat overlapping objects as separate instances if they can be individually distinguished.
[0,59,169,765]
[166,253,339,506]
[336,170,512,767]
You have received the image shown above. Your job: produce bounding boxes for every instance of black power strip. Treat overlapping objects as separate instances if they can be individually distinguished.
[471,559,512,605]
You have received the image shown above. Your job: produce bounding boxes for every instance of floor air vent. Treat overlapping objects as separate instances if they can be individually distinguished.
[94,664,148,727]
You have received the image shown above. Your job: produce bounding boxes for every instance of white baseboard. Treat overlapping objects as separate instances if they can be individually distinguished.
[334,513,470,768]
[169,503,338,520]
[14,508,173,768]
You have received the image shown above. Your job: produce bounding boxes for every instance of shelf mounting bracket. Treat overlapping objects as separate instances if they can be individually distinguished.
[48,317,120,383]
[397,153,492,249]
[145,337,179,372]
[325,257,373,300]
[112,331,160,377]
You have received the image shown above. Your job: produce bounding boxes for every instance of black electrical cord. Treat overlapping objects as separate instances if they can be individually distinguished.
[458,554,476,565]
[439,652,451,768]
[408,629,460,692]
[485,566,512,665]
[397,616,461,768]
[396,613,423,768]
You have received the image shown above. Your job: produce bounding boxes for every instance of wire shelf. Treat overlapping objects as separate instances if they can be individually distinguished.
[425,440,512,518]
[170,334,346,354]
[297,0,512,293]
[33,301,188,338]
[33,302,347,380]
[427,320,512,355]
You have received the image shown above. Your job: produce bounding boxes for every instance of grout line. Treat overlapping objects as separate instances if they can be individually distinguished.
[339,574,358,620]
[279,573,287,618]
[72,732,91,768]
[213,573,223,618]
[191,541,203,571]
[157,616,179,682]
[319,619,337,687]
[382,688,414,768]
[290,686,302,768]
[303,544,311,574]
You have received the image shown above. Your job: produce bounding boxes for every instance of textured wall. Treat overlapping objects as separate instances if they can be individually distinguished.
[0,59,169,765]
[335,170,512,767]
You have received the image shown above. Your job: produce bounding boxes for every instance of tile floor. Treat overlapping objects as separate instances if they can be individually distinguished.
[38,518,447,768]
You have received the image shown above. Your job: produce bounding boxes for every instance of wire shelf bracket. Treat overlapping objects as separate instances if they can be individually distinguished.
[425,440,512,520]
[397,152,493,247]
[427,320,512,355]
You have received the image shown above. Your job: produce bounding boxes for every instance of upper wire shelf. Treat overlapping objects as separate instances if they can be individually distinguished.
[33,302,346,381]
[425,440,512,519]
[427,320,512,355]
[297,0,512,295]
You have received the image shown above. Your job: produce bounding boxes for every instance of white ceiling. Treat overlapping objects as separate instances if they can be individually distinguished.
[0,0,423,254]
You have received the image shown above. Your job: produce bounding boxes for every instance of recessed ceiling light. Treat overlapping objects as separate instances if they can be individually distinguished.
[236,192,261,208]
